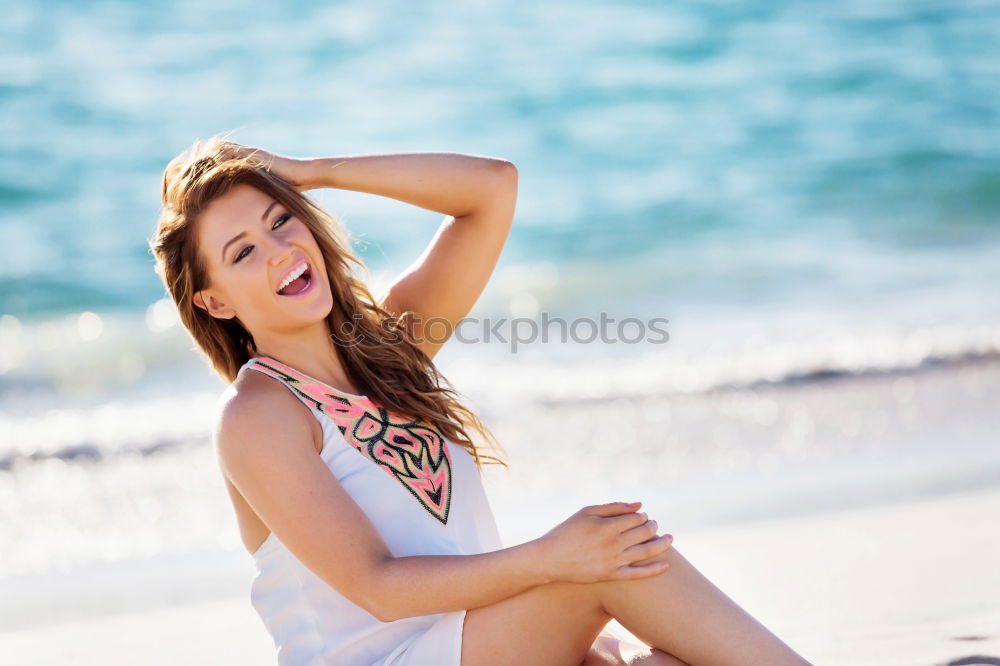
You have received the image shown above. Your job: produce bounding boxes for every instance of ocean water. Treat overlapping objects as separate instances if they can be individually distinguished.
[2,0,999,627]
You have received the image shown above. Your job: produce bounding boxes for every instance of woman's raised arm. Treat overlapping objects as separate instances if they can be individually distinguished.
[307,151,518,361]
[218,142,518,360]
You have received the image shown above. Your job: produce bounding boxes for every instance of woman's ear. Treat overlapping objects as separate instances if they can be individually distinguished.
[193,290,236,319]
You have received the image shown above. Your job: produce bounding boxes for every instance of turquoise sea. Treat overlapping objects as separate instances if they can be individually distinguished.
[1,0,999,629]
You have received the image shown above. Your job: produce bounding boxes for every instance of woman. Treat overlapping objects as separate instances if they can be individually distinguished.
[149,134,813,666]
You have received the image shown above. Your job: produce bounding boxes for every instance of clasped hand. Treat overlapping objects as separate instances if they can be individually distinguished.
[536,501,674,584]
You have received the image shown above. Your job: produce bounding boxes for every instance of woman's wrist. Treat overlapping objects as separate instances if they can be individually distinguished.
[519,537,558,586]
[295,156,344,191]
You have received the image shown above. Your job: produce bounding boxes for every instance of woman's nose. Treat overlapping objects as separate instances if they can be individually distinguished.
[267,237,296,265]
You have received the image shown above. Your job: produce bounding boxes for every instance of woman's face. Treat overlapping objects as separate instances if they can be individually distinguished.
[192,182,333,338]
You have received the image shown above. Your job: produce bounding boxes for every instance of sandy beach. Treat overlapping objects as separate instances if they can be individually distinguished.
[2,484,996,665]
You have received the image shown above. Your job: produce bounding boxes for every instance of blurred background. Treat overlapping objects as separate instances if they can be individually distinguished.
[1,0,999,662]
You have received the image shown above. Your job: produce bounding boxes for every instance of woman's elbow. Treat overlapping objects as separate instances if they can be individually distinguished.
[360,558,397,623]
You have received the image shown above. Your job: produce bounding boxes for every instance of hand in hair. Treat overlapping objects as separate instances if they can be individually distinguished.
[216,141,316,192]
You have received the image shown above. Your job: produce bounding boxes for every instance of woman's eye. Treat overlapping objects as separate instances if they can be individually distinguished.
[233,214,292,264]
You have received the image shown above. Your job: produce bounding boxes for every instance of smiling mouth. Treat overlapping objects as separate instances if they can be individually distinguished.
[277,265,313,296]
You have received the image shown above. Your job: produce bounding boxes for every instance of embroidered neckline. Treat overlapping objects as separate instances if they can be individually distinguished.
[251,354,369,401]
[243,355,454,525]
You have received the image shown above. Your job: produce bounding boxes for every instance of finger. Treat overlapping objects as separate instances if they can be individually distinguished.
[614,559,670,580]
[610,510,650,533]
[220,144,256,162]
[585,501,642,517]
[622,533,674,562]
[630,552,673,570]
[618,517,659,546]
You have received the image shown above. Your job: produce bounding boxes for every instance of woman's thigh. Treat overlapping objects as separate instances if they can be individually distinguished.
[461,580,611,666]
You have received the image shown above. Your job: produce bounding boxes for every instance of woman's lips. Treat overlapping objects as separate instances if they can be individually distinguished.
[275,259,310,294]
[277,267,315,297]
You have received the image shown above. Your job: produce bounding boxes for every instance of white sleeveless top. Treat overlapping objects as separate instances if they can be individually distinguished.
[234,355,504,666]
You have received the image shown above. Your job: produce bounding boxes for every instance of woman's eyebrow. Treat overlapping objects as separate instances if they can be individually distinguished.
[220,200,280,262]
[221,231,247,262]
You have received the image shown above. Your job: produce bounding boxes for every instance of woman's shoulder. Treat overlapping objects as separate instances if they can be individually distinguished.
[219,363,284,405]
[214,367,319,443]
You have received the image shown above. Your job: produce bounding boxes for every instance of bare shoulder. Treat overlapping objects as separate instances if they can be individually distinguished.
[213,369,319,465]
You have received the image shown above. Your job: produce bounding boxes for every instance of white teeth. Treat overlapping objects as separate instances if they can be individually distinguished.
[277,262,308,292]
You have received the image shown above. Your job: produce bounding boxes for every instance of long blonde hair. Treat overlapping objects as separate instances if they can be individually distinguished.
[149,134,508,472]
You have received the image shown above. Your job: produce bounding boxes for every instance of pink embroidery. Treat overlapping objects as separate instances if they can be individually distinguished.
[247,356,453,524]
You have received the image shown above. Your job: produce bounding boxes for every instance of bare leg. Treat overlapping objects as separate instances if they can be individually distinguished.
[461,579,614,665]
[594,545,813,666]
[461,543,811,666]
[461,583,691,666]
